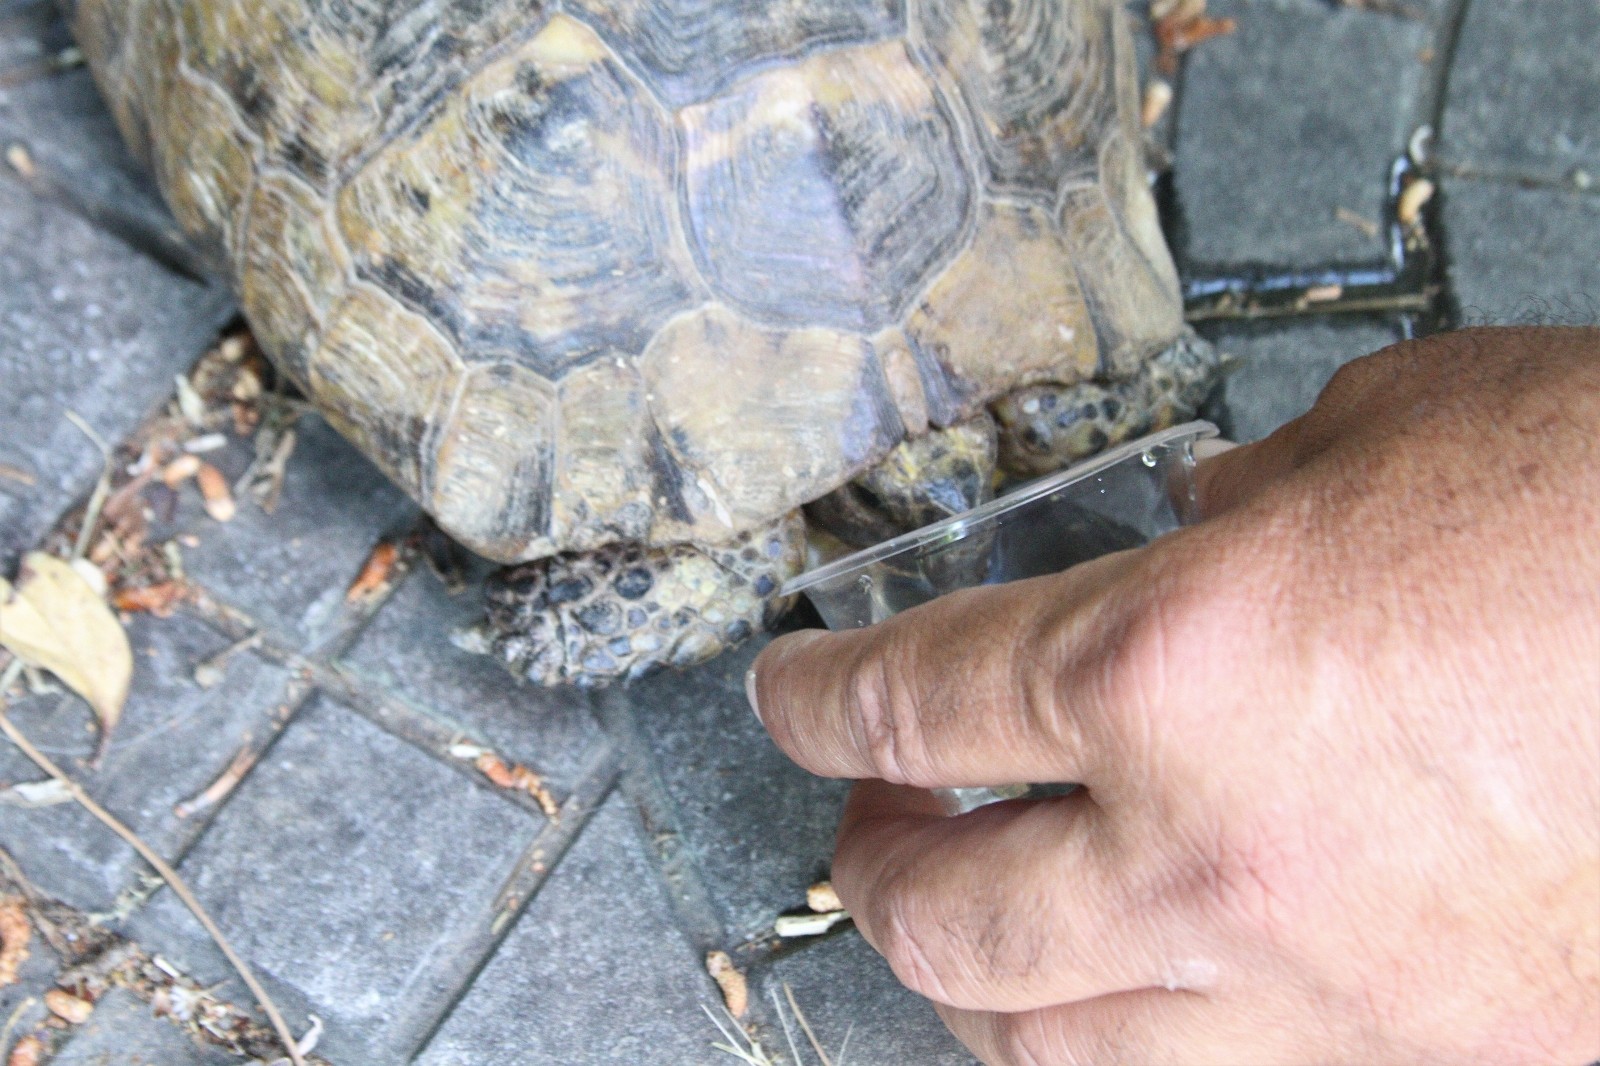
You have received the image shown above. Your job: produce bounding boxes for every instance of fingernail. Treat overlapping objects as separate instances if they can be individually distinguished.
[745,668,763,726]
[1192,438,1239,461]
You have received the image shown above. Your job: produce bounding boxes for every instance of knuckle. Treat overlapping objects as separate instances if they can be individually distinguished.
[846,638,931,785]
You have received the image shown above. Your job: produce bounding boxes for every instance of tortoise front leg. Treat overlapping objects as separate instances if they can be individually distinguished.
[464,513,806,687]
[992,331,1222,479]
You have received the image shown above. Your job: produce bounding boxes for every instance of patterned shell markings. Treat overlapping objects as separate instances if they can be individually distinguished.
[71,0,1184,563]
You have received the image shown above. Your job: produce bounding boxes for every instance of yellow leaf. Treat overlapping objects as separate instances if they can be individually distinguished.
[0,552,131,737]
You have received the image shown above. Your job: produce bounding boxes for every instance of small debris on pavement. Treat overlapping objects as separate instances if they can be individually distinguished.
[0,898,30,986]
[345,541,399,603]
[805,881,842,914]
[191,633,261,689]
[42,990,92,1026]
[1152,0,1236,76]
[705,951,748,1019]
[773,910,850,939]
[5,1035,42,1066]
[469,752,561,821]
[1397,177,1435,226]
[174,743,258,819]
[0,780,73,809]
[196,463,236,522]
[161,454,202,487]
[182,433,228,454]
[112,580,188,617]
[0,464,35,488]
[1141,79,1174,128]
[3,145,34,181]
[1334,206,1381,239]
[174,375,207,428]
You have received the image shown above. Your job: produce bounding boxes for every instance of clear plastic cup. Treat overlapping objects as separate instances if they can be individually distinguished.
[783,421,1218,810]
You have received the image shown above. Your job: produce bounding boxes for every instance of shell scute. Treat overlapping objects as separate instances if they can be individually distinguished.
[679,40,973,333]
[908,200,1099,417]
[915,0,1113,194]
[240,169,349,389]
[338,15,696,381]
[431,362,559,563]
[311,284,464,504]
[640,305,903,536]
[564,0,905,107]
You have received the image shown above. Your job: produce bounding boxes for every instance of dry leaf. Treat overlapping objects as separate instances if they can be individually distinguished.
[705,951,748,1018]
[112,581,187,618]
[44,989,93,1025]
[196,464,236,522]
[161,454,201,487]
[6,1034,43,1066]
[0,552,132,737]
[0,779,73,808]
[345,542,399,602]
[806,882,842,914]
[0,897,30,986]
[474,753,561,820]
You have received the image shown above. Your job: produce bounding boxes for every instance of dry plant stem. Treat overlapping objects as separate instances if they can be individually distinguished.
[0,710,306,1066]
[62,412,113,564]
[1,996,34,1049]
[784,983,833,1066]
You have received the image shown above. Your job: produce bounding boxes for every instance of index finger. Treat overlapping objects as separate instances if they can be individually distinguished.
[749,546,1155,790]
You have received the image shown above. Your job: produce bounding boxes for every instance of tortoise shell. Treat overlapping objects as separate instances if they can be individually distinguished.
[68,0,1183,563]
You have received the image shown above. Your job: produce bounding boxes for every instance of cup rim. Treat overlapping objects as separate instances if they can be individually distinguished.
[782,420,1219,597]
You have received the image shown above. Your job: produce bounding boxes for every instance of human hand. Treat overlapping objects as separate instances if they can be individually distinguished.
[750,328,1600,1064]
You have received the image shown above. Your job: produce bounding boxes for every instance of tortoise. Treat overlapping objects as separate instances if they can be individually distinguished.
[66,0,1218,686]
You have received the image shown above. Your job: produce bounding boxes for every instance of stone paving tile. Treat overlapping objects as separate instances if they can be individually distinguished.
[124,695,540,1064]
[1441,0,1600,186]
[1173,0,1436,267]
[0,611,292,914]
[1442,179,1600,325]
[753,931,979,1066]
[0,178,233,571]
[338,567,603,792]
[0,923,61,1055]
[622,638,851,944]
[166,412,420,654]
[1200,318,1403,443]
[0,1,191,277]
[416,794,721,1066]
[49,988,238,1066]
[0,0,73,71]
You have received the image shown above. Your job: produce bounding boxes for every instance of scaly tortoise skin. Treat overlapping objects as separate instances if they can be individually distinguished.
[67,0,1218,685]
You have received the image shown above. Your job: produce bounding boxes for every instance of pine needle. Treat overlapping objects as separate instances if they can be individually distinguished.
[784,982,834,1066]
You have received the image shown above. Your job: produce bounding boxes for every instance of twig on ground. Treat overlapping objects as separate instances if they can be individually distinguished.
[0,996,34,1049]
[0,465,35,488]
[0,706,306,1066]
[62,413,112,563]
